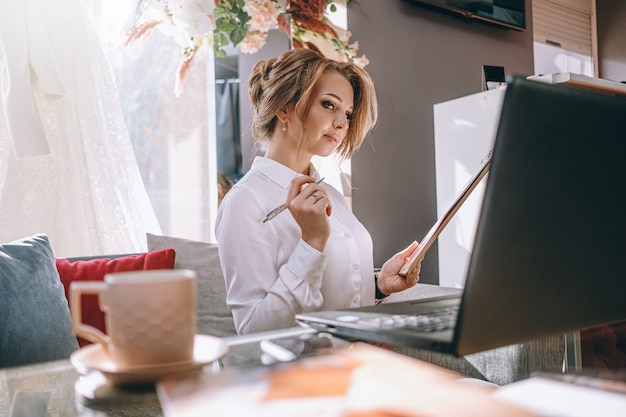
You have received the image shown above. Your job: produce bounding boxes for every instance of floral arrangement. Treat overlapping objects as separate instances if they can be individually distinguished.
[126,0,368,95]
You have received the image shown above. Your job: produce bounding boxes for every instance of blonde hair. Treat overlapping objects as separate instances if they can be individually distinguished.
[247,48,378,161]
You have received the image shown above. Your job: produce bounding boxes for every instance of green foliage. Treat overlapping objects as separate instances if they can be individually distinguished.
[214,0,252,56]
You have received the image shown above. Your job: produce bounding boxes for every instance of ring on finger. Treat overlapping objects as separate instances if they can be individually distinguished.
[311,193,322,203]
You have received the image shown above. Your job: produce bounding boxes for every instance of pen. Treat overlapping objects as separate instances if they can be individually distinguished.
[262,177,325,223]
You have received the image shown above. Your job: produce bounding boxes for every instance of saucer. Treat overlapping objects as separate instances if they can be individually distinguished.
[70,334,229,385]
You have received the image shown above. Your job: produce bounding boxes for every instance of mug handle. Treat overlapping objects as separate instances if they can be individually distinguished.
[69,281,110,347]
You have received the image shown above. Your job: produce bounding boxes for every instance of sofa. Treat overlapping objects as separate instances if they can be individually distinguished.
[1,233,623,386]
[0,233,235,368]
[580,321,626,370]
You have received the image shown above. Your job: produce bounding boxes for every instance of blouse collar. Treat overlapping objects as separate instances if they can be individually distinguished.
[251,157,320,190]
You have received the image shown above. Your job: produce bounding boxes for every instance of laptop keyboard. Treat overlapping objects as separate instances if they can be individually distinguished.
[357,306,459,332]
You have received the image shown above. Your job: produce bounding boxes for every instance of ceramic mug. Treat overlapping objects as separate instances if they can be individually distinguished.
[70,269,197,368]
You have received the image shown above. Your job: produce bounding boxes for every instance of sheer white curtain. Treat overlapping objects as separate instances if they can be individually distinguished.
[0,0,161,257]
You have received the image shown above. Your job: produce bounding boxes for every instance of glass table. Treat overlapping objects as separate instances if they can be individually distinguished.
[0,327,346,417]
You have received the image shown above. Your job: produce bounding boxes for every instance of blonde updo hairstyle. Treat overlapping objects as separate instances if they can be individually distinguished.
[247,48,378,161]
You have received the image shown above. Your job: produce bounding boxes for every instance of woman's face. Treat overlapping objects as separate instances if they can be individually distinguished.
[297,71,354,158]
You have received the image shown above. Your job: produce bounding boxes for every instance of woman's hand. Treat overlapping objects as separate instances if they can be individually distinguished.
[286,176,332,252]
[377,241,421,296]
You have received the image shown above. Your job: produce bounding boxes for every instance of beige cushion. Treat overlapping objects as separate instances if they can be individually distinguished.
[147,234,236,337]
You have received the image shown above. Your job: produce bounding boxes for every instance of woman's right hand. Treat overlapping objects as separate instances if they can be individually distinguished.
[286,176,332,252]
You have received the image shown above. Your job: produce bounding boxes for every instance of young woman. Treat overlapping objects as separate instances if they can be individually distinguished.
[215,48,420,334]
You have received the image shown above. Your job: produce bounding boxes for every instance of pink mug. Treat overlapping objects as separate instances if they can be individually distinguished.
[70,269,197,368]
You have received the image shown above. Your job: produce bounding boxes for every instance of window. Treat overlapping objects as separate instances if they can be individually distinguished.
[91,0,353,243]
[91,2,217,242]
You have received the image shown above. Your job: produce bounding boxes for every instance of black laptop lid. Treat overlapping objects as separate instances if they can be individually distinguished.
[455,77,626,355]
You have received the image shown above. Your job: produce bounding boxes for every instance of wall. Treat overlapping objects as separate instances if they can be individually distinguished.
[348,0,534,284]
[596,0,626,82]
[233,1,621,285]
[238,31,292,172]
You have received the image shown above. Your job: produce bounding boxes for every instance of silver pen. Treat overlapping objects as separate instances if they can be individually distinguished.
[262,177,325,223]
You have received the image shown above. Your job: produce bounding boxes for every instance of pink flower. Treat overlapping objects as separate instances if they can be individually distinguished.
[354,55,369,68]
[348,41,360,57]
[243,0,280,32]
[133,0,369,95]
[238,31,268,53]
[337,29,352,44]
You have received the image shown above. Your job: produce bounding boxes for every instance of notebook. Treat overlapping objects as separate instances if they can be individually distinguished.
[296,76,626,356]
[398,148,492,277]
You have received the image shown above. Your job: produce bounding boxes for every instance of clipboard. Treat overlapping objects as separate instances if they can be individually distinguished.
[399,150,493,277]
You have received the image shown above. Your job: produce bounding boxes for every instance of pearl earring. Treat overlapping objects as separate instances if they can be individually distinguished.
[281,119,287,131]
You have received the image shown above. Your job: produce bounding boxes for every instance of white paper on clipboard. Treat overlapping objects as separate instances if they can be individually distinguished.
[399,150,493,277]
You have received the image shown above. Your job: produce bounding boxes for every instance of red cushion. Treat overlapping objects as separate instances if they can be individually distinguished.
[56,249,176,347]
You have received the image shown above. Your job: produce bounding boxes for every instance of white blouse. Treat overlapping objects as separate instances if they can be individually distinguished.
[215,157,375,334]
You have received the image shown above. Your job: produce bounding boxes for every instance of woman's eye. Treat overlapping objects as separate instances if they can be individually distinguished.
[322,100,352,121]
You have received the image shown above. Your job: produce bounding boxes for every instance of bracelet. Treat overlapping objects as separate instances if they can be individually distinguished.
[374,272,388,299]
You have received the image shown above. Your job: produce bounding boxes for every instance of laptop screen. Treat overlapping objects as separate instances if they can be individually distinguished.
[297,77,626,356]
[455,77,626,354]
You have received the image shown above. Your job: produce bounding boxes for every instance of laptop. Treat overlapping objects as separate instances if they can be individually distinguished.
[296,76,626,356]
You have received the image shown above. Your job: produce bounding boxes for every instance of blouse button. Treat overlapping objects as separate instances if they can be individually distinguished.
[352,263,360,271]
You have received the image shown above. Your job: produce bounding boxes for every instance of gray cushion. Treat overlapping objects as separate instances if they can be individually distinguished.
[383,283,565,385]
[392,334,565,386]
[147,234,237,337]
[0,234,79,367]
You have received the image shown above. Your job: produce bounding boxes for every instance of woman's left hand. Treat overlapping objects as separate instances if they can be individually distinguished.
[377,241,421,296]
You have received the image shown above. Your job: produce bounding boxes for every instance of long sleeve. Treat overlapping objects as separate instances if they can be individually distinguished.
[215,157,375,334]
[216,184,327,334]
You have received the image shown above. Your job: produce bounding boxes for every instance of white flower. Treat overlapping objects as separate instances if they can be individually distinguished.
[169,1,215,36]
